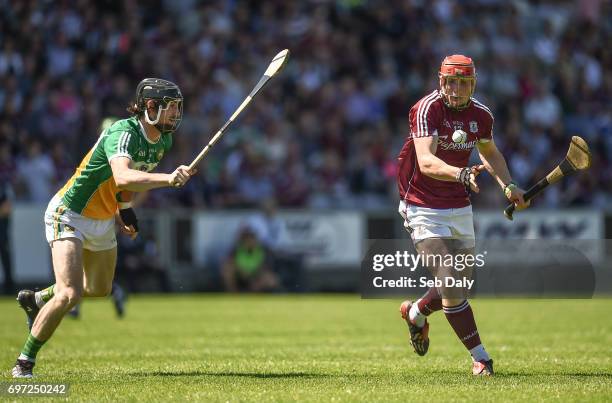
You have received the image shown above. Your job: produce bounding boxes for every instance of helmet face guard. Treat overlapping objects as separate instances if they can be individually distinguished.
[136,78,183,132]
[144,97,183,132]
[439,55,476,110]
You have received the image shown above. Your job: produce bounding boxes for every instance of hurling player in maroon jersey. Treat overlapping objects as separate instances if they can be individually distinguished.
[397,55,529,376]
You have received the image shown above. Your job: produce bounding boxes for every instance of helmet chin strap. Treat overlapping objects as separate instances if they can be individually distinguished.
[144,101,182,133]
[144,105,170,132]
[144,105,162,126]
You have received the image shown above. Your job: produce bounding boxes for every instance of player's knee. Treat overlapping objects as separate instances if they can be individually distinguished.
[56,287,83,308]
[84,285,112,297]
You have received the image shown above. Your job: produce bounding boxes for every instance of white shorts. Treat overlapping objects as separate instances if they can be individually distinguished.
[44,196,117,251]
[398,200,475,248]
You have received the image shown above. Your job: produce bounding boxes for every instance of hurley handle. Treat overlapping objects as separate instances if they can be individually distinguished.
[503,178,549,220]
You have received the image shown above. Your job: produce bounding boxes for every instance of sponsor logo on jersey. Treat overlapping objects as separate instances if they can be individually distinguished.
[469,121,478,133]
[138,150,146,157]
[438,139,478,151]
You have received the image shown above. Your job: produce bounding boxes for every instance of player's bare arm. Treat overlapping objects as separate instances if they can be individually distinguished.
[414,136,484,193]
[110,157,195,192]
[476,139,529,209]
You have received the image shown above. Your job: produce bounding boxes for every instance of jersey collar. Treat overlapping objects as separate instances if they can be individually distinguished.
[137,119,162,144]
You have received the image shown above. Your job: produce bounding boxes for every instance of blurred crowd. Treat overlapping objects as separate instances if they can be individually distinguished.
[0,0,610,211]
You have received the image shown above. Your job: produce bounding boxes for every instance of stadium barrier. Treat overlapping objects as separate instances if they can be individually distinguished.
[3,205,610,294]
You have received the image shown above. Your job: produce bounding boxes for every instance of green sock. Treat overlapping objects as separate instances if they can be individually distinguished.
[41,284,55,302]
[36,284,55,306]
[20,333,46,362]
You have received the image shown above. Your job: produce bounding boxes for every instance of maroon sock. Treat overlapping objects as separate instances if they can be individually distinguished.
[443,300,482,350]
[416,287,442,316]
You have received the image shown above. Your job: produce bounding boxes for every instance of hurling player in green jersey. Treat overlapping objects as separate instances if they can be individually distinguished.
[12,78,196,378]
[65,116,126,321]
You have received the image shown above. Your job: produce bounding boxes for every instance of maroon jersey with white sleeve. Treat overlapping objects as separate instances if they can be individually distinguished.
[397,90,494,209]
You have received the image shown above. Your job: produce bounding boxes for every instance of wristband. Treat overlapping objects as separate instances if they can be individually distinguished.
[503,181,517,199]
[119,202,132,209]
[118,207,139,232]
[456,167,471,188]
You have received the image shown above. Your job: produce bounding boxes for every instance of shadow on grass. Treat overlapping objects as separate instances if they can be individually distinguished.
[128,370,331,379]
[129,369,612,380]
[423,369,612,379]
[497,372,612,378]
[400,368,612,382]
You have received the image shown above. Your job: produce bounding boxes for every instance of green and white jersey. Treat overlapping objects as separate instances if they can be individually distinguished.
[59,116,172,219]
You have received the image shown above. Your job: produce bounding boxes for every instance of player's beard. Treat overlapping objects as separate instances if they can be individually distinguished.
[156,109,182,132]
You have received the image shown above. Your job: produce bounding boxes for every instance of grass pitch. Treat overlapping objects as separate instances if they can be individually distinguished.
[1,295,611,402]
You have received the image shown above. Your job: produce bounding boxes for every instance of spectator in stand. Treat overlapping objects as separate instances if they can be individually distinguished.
[0,141,14,294]
[0,1,608,210]
[16,139,55,203]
